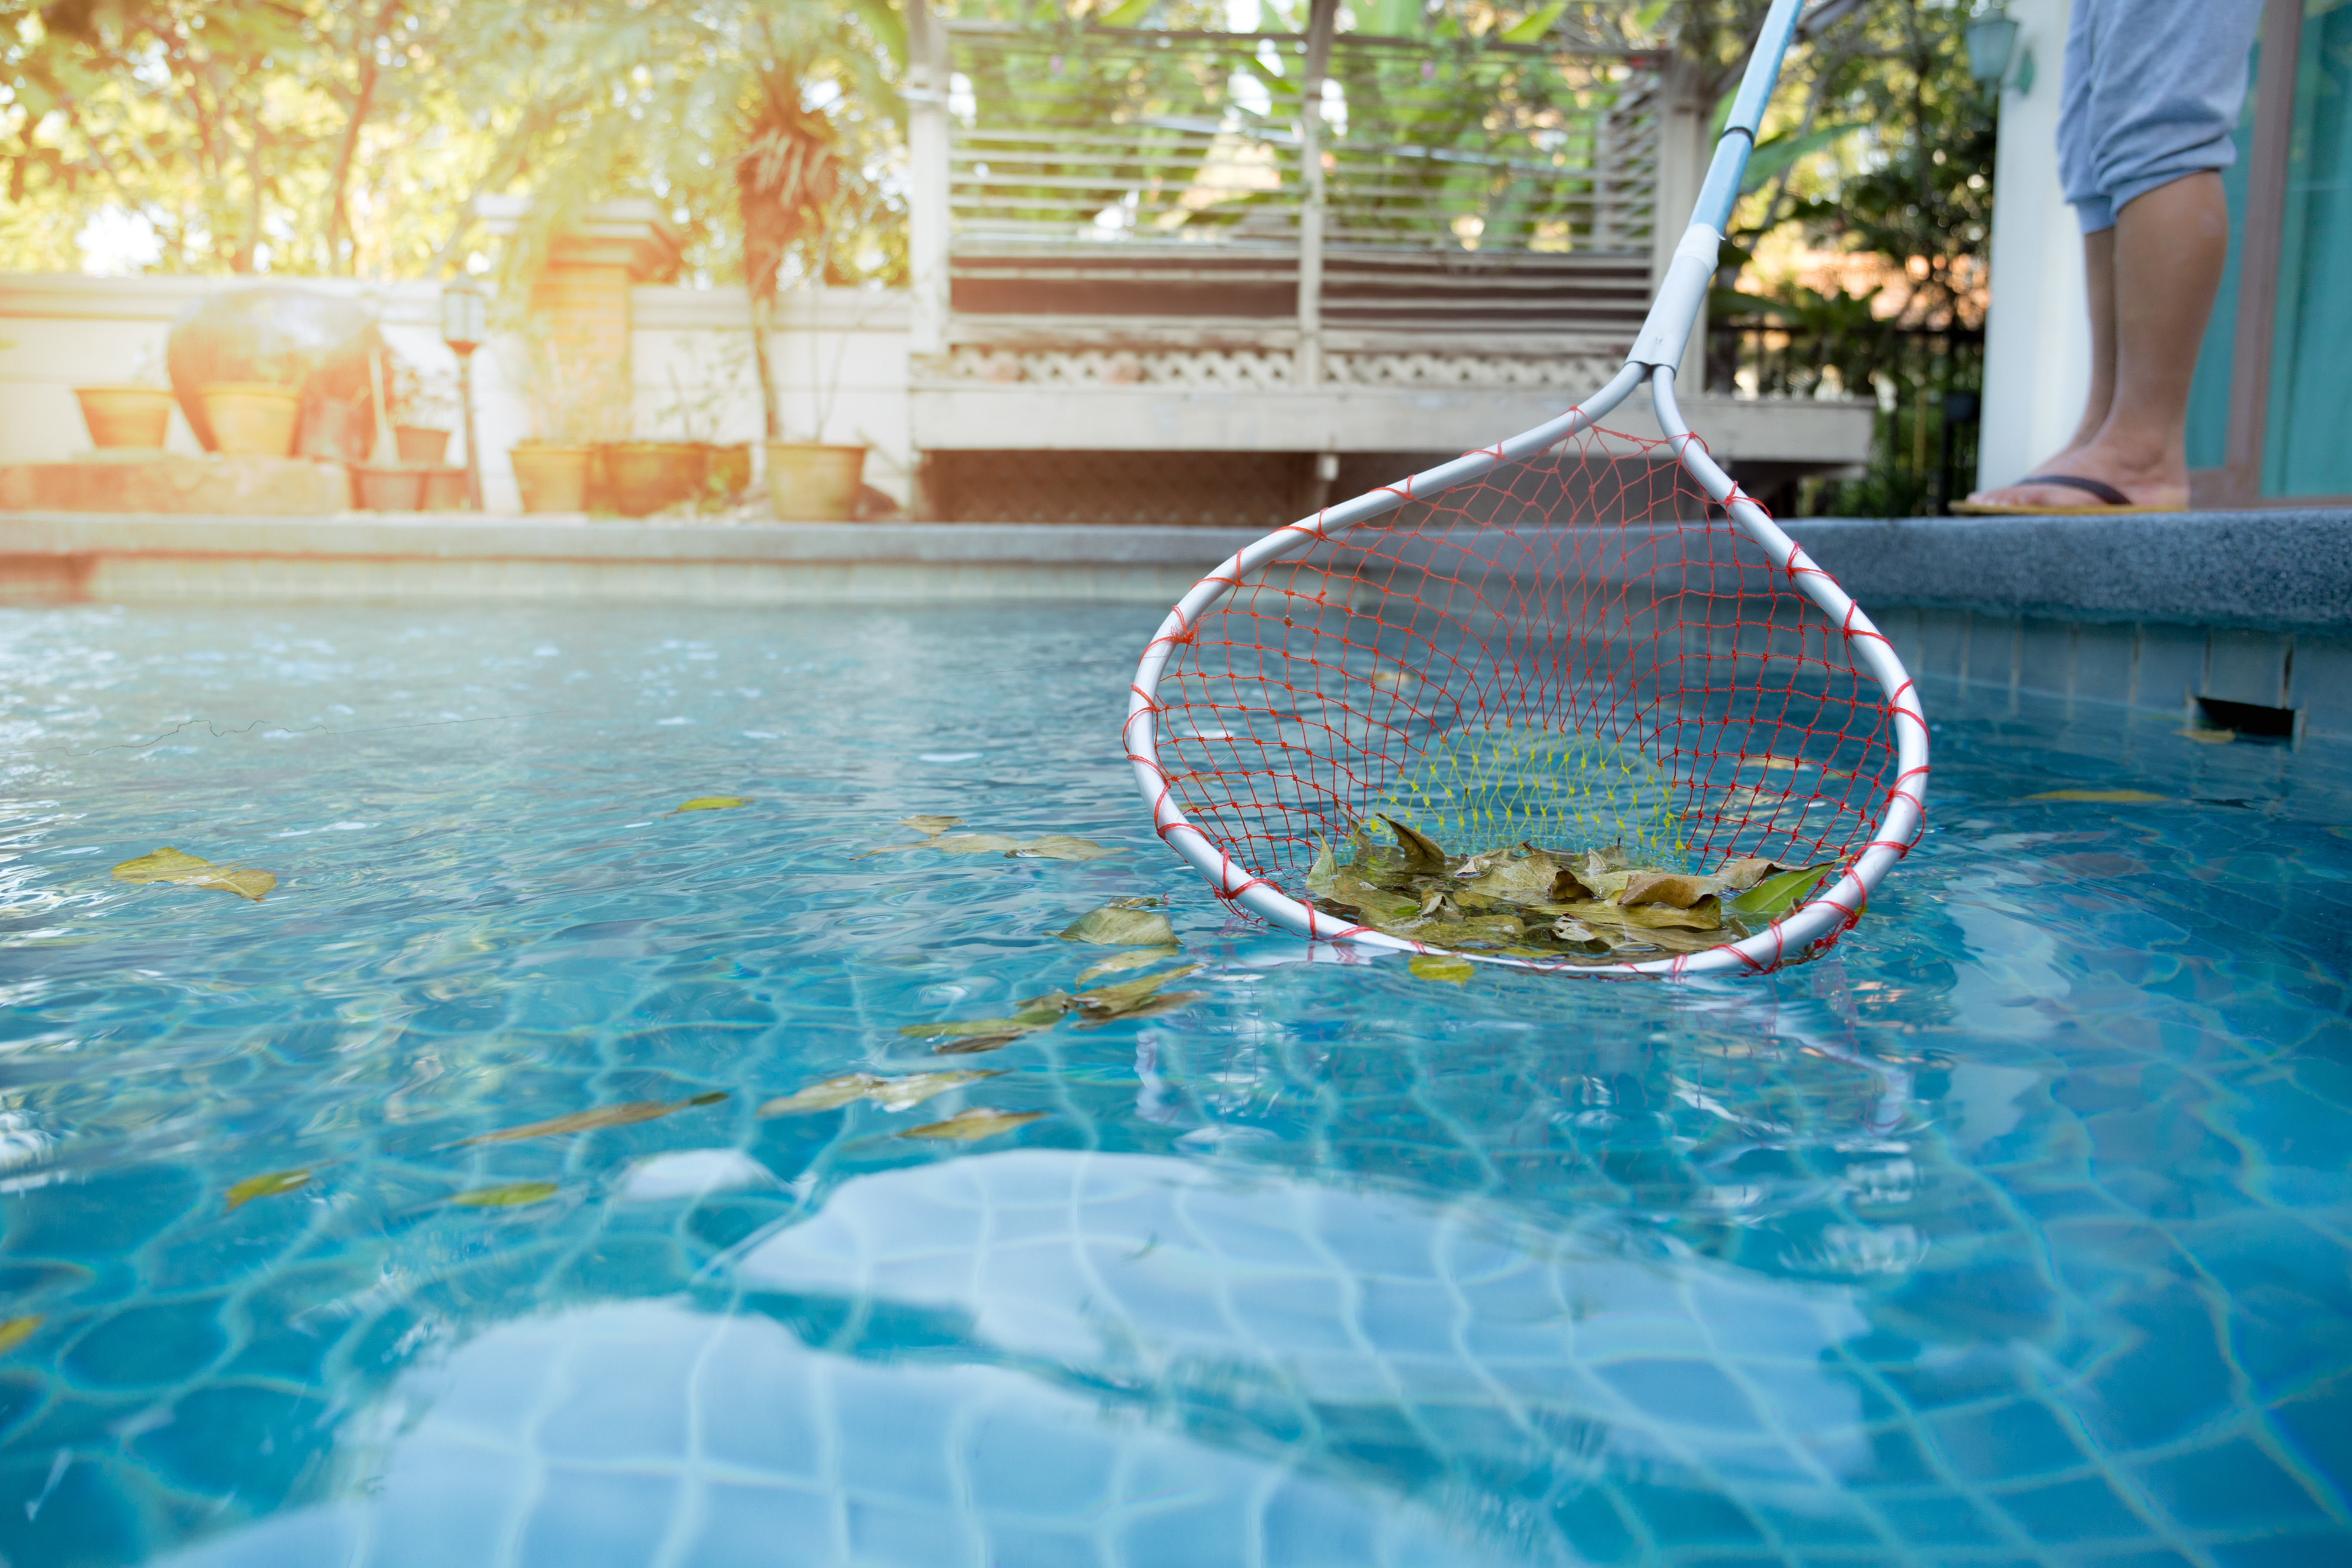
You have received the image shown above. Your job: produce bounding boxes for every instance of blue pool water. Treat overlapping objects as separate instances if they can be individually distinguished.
[0,599,2348,1568]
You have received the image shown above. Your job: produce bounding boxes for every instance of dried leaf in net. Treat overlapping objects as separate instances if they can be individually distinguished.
[1727,861,1837,919]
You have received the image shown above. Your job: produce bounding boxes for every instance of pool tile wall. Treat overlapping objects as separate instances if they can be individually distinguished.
[1875,608,2351,741]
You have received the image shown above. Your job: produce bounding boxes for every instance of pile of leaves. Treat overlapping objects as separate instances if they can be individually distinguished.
[1305,816,1836,965]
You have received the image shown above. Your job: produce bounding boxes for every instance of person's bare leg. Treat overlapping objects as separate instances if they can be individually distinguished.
[1968,172,2226,509]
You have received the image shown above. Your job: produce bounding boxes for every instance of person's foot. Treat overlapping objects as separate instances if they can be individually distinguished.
[1962,438,2188,512]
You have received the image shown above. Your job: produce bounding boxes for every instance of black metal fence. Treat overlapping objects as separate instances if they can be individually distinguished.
[1708,315,1985,518]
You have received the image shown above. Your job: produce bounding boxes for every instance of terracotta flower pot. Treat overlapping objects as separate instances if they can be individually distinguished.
[394,426,451,466]
[421,466,472,511]
[707,442,753,499]
[350,464,428,512]
[602,442,707,518]
[765,442,866,522]
[198,382,302,457]
[73,386,175,450]
[512,443,594,514]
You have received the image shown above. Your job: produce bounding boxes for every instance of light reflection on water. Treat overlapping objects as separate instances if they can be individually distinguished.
[0,600,2346,1567]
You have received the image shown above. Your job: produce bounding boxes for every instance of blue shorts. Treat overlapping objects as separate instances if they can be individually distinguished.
[2058,0,2265,232]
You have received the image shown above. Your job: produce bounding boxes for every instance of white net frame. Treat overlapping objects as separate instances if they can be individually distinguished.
[1123,0,1929,978]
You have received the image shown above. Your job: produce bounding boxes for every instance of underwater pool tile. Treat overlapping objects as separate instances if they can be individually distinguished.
[365,1437,533,1568]
[1984,1473,2154,1545]
[1923,1396,2094,1485]
[1593,1358,1765,1435]
[132,1382,333,1509]
[61,1298,230,1393]
[514,1466,682,1568]
[843,1495,977,1568]
[683,1481,838,1563]
[532,1331,702,1466]
[2134,1438,2332,1533]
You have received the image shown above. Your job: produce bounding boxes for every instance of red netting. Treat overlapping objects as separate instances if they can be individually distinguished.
[1147,423,1901,934]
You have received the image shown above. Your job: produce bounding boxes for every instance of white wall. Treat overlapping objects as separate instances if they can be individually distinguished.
[1976,0,2091,491]
[0,274,915,513]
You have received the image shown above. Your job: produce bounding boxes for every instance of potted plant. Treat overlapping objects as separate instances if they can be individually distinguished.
[509,330,624,515]
[741,129,875,522]
[74,345,176,450]
[198,343,306,457]
[386,355,459,466]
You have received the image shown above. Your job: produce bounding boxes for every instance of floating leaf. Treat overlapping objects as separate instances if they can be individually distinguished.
[2027,789,2167,804]
[1009,835,1125,861]
[1728,861,1837,919]
[898,1107,1045,1142]
[756,1073,885,1114]
[1077,946,1181,983]
[861,826,1125,861]
[452,1182,560,1208]
[2177,727,2237,746]
[449,1091,727,1148]
[1057,903,1178,946]
[1378,815,1450,874]
[759,1069,1000,1117]
[112,847,275,902]
[901,815,963,835]
[224,1168,311,1212]
[671,796,750,815]
[930,1033,1028,1056]
[0,1317,40,1355]
[1409,954,1476,984]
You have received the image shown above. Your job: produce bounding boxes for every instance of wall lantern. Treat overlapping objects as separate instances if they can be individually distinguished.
[1965,8,2023,87]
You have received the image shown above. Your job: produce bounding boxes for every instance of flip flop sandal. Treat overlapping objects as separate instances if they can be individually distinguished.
[1950,473,2188,515]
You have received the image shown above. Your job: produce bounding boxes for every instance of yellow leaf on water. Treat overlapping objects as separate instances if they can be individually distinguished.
[2177,728,2237,745]
[1408,954,1477,984]
[757,1073,885,1114]
[1057,903,1178,946]
[449,1091,727,1148]
[929,1033,1028,1056]
[671,796,751,815]
[225,1168,311,1211]
[898,1107,1046,1142]
[2027,789,2167,804]
[1077,946,1181,983]
[902,815,963,836]
[452,1182,560,1208]
[0,1317,40,1355]
[112,847,276,902]
[758,1070,1000,1117]
[1010,835,1126,861]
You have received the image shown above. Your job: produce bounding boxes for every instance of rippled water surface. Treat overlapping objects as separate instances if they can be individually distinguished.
[1,600,2348,1568]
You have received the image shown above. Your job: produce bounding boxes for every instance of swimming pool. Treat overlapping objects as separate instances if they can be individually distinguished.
[1,599,2347,1567]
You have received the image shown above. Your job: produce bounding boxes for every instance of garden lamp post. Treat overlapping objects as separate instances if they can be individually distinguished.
[440,279,489,510]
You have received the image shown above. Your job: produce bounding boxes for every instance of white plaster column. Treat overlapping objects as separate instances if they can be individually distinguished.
[1976,0,2090,491]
